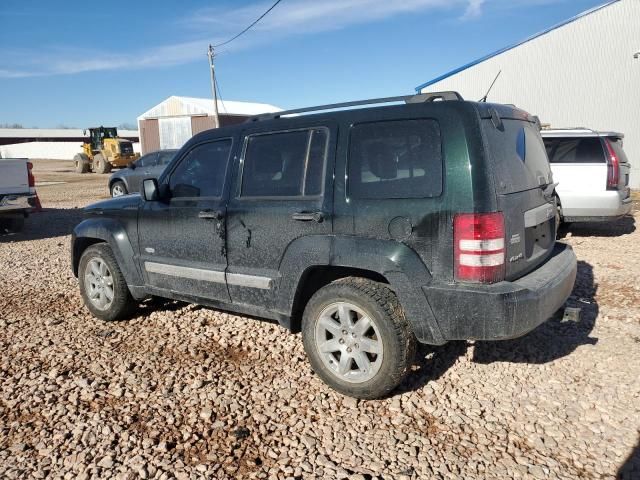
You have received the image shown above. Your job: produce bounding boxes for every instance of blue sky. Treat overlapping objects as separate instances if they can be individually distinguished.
[0,0,606,128]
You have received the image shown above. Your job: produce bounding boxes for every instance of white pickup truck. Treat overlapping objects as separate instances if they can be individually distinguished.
[542,129,632,223]
[0,158,39,233]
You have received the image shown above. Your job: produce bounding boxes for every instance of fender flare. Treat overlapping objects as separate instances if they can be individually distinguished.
[276,235,446,345]
[72,218,144,290]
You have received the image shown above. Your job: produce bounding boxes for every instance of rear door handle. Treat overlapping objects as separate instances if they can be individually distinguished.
[292,211,325,223]
[199,210,224,220]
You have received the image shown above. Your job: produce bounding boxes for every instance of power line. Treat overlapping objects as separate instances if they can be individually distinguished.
[213,0,283,48]
[214,75,227,114]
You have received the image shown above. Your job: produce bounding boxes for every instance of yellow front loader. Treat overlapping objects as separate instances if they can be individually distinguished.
[74,126,139,174]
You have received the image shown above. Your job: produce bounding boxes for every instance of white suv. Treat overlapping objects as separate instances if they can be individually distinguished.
[542,129,632,223]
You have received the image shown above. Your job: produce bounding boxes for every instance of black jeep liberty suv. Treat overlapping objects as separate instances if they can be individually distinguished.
[72,92,577,399]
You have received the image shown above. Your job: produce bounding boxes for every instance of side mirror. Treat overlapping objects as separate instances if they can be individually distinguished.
[142,178,159,201]
[128,162,136,170]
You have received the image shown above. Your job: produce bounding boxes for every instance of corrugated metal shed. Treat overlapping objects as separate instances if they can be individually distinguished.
[137,96,282,120]
[416,0,640,189]
[136,96,282,154]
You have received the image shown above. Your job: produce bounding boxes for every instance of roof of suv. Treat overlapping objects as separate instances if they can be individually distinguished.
[541,128,624,139]
[187,92,538,147]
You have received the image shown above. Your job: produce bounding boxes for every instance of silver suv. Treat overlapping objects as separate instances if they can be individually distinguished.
[542,129,632,223]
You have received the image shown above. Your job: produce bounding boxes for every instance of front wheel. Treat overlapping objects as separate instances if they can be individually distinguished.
[93,154,112,174]
[302,277,416,399]
[110,181,127,197]
[78,243,135,321]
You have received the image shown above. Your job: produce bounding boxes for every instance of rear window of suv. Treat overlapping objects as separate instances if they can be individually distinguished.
[482,119,552,194]
[543,137,605,164]
[348,119,442,199]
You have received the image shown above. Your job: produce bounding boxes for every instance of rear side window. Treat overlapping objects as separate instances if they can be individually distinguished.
[241,128,328,198]
[348,119,442,199]
[543,137,605,164]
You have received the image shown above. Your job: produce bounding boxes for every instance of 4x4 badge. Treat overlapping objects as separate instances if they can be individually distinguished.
[509,253,524,263]
[510,234,521,245]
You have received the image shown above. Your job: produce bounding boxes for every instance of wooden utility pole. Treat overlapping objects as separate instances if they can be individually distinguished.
[207,44,221,129]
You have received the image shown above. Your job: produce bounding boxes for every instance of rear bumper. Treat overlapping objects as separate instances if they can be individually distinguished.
[423,243,577,341]
[0,194,36,213]
[561,190,632,222]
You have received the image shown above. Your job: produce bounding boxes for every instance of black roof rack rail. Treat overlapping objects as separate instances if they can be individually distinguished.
[250,91,463,122]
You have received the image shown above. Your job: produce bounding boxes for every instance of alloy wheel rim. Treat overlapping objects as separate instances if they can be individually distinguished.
[314,301,383,384]
[112,184,125,197]
[84,258,115,310]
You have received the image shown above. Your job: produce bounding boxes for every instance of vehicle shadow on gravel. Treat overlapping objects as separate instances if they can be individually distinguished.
[0,208,84,243]
[559,215,635,238]
[618,436,640,480]
[472,260,598,365]
[396,341,469,395]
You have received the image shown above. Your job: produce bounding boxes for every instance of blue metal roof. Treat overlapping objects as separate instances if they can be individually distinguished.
[415,0,620,92]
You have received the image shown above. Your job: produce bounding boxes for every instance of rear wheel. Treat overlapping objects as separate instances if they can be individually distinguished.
[93,154,111,174]
[302,277,416,399]
[74,153,90,173]
[110,181,127,197]
[79,243,135,321]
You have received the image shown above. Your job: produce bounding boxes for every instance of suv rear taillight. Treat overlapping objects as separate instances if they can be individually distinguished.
[604,139,620,190]
[454,212,505,284]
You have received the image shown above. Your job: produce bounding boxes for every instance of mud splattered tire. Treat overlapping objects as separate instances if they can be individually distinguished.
[79,243,135,321]
[93,154,111,174]
[0,216,25,234]
[302,277,416,399]
[74,153,90,173]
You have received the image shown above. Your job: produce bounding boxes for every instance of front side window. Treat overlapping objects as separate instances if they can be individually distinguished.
[158,150,176,166]
[169,139,232,198]
[348,119,442,199]
[135,153,156,168]
[241,128,328,197]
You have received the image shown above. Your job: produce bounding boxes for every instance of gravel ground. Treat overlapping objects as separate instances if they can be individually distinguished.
[1,160,639,479]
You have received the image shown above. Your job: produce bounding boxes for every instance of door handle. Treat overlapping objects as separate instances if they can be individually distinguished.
[292,211,325,223]
[198,210,224,220]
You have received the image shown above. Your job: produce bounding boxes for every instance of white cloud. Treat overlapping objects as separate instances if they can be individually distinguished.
[0,0,569,78]
[461,0,486,20]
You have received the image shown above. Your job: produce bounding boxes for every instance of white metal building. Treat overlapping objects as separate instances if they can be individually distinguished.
[416,0,640,188]
[137,96,282,154]
[0,129,140,160]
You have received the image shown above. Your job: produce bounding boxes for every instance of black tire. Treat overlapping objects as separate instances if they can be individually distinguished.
[78,243,135,321]
[93,154,111,174]
[0,216,25,234]
[74,153,90,173]
[302,277,416,399]
[110,180,128,197]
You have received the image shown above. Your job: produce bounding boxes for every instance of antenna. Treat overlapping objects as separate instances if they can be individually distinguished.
[480,70,502,103]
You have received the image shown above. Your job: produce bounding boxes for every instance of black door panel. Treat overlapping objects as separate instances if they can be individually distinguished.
[226,125,336,309]
[137,139,233,302]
